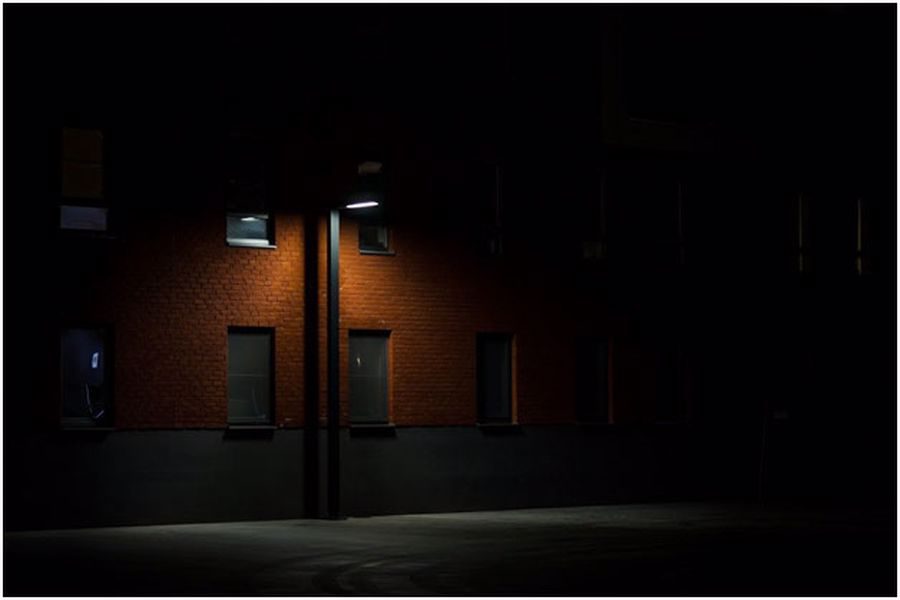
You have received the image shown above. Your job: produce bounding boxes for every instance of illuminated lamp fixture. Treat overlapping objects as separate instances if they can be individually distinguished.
[344,200,379,210]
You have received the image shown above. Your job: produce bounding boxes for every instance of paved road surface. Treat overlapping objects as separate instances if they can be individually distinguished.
[4,502,895,596]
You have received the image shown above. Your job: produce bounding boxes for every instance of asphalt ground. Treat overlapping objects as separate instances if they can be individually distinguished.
[4,501,896,596]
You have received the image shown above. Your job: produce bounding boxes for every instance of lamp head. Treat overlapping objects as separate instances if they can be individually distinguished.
[344,200,380,210]
[341,160,384,211]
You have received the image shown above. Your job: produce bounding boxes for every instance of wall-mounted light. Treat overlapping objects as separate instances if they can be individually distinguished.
[240,216,261,222]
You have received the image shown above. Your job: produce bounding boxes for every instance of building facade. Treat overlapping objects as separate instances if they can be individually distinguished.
[4,5,894,529]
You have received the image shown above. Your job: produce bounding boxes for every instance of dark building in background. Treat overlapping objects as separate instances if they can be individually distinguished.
[3,4,895,529]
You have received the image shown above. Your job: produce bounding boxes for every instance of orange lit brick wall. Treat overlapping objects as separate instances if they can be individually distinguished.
[66,210,305,429]
[331,218,588,427]
[50,205,642,431]
[54,207,624,430]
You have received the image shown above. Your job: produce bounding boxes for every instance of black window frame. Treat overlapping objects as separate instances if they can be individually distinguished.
[348,330,391,425]
[60,325,114,429]
[227,326,276,426]
[476,333,514,424]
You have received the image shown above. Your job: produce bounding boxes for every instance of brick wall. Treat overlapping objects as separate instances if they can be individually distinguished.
[44,148,632,431]
[48,207,631,430]
[54,209,305,429]
[332,217,596,427]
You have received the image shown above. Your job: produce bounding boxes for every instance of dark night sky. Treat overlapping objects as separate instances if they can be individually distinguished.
[4,3,895,279]
[6,4,895,163]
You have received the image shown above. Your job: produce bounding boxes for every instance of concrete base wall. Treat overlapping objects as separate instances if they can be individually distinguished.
[5,430,306,530]
[342,426,694,516]
[6,425,699,530]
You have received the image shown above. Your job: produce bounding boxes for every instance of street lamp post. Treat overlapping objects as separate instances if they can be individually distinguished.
[326,208,341,519]
[325,165,382,520]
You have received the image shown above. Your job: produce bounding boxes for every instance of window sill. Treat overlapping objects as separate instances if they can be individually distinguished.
[349,423,396,437]
[359,248,395,256]
[227,239,277,249]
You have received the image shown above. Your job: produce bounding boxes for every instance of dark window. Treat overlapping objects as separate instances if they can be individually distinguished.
[478,165,504,257]
[59,205,108,232]
[61,328,112,427]
[350,161,390,254]
[358,220,389,253]
[227,328,274,425]
[622,9,719,124]
[349,331,389,424]
[575,338,610,423]
[226,213,273,246]
[477,333,512,423]
[61,127,104,200]
[855,197,865,276]
[797,193,808,273]
[225,137,274,247]
[581,240,605,262]
[656,343,686,423]
[60,127,107,232]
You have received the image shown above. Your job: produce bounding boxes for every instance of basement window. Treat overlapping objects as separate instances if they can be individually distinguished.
[227,328,274,425]
[349,331,390,424]
[575,337,610,423]
[61,327,112,427]
[477,333,513,423]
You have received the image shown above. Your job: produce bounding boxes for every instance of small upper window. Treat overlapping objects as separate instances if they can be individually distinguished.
[61,127,104,201]
[479,166,504,257]
[359,220,389,253]
[60,128,107,233]
[225,136,275,248]
[581,240,606,262]
[61,327,112,427]
[226,213,273,247]
[350,161,390,254]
